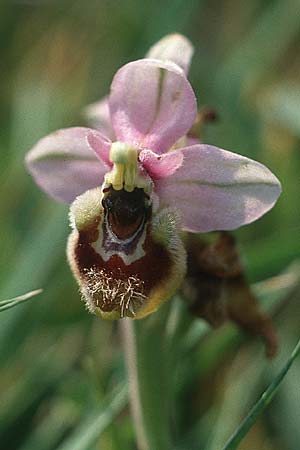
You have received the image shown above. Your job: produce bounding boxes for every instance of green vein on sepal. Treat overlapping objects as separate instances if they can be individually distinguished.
[32,153,97,162]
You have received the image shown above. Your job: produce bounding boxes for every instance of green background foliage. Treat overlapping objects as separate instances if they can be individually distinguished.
[1,0,300,449]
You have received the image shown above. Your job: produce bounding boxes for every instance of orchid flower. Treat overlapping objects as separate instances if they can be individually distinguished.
[26,35,281,320]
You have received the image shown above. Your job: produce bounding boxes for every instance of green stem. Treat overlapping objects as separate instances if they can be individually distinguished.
[121,319,149,450]
[121,304,174,450]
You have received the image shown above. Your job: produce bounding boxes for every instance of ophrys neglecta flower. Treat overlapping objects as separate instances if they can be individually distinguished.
[26,35,281,320]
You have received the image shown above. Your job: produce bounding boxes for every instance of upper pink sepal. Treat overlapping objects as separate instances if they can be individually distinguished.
[146,33,194,75]
[25,127,110,203]
[155,144,282,232]
[109,59,197,154]
[139,149,183,179]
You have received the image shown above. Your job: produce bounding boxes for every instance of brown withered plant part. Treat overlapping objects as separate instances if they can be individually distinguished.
[182,232,278,358]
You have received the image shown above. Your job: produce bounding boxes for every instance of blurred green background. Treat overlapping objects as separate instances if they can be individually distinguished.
[1,0,300,449]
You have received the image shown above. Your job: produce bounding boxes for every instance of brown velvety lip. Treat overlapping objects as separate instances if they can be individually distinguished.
[74,223,172,317]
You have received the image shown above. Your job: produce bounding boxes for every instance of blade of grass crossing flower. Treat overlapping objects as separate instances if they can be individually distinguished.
[221,337,300,450]
[0,289,42,312]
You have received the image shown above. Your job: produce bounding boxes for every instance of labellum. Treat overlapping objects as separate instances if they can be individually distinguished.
[67,142,186,319]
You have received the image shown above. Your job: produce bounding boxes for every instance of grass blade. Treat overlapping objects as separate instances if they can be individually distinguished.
[221,337,300,450]
[0,289,42,312]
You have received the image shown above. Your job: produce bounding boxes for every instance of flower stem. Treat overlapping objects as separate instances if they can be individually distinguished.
[121,305,174,450]
[121,318,149,450]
